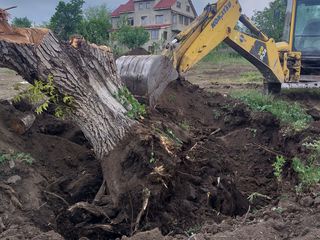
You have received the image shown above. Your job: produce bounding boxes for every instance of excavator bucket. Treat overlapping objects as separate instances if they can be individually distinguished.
[116,55,178,106]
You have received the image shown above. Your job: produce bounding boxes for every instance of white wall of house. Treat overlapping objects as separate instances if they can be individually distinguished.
[112,0,197,52]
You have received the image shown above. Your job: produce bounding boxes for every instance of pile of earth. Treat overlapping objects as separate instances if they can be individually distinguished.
[0,80,319,239]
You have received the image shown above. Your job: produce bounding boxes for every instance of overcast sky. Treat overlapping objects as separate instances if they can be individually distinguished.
[2,0,273,25]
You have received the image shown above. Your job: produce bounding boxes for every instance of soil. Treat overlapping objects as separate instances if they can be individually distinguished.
[1,74,320,239]
[186,62,263,94]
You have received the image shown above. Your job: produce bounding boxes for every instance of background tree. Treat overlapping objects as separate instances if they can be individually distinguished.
[79,5,111,45]
[12,17,32,28]
[116,25,149,49]
[252,0,287,41]
[49,0,85,40]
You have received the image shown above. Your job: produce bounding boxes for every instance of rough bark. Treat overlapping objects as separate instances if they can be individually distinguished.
[0,24,135,201]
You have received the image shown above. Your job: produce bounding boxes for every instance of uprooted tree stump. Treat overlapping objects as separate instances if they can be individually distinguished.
[0,19,136,205]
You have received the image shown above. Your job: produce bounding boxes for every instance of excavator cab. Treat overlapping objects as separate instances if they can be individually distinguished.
[284,0,320,80]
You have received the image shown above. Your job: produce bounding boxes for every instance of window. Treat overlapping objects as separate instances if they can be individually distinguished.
[184,16,189,25]
[163,31,168,40]
[179,15,183,24]
[172,14,177,24]
[139,2,144,10]
[146,2,151,9]
[141,16,148,25]
[151,29,159,40]
[176,1,181,8]
[294,0,320,53]
[186,6,190,12]
[148,46,154,52]
[282,0,293,42]
[127,18,134,26]
[156,15,164,24]
[112,19,118,28]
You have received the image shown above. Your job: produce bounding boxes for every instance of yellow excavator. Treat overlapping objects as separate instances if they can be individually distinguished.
[116,0,320,105]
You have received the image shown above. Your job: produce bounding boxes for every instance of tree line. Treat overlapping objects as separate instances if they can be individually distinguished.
[12,0,287,49]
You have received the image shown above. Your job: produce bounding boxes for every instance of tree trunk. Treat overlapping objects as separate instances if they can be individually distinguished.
[0,25,135,201]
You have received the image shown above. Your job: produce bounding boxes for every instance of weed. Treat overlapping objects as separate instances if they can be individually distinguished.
[14,75,74,119]
[202,47,249,65]
[231,90,312,131]
[295,183,304,194]
[168,94,176,103]
[273,155,286,181]
[246,127,257,137]
[292,157,320,186]
[221,103,233,111]
[149,152,156,164]
[303,139,320,163]
[115,87,146,120]
[240,71,263,82]
[271,207,284,214]
[165,128,183,146]
[212,109,222,119]
[185,225,202,236]
[179,120,190,131]
[248,192,271,203]
[0,151,35,165]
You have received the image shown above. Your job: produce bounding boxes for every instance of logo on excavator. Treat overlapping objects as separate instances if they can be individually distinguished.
[211,1,232,29]
[258,46,267,61]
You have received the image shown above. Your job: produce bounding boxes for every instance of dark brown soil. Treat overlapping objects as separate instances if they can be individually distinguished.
[0,80,319,239]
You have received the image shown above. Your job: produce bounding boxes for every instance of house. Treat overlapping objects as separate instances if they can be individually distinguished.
[111,0,197,52]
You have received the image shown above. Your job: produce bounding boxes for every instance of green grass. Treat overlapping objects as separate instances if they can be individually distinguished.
[179,120,190,131]
[231,90,312,131]
[273,155,286,181]
[292,139,320,187]
[292,157,320,186]
[239,71,263,83]
[0,152,35,165]
[202,48,250,65]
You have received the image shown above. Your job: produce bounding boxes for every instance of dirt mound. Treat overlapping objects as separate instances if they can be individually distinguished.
[0,101,101,239]
[0,81,319,239]
[53,81,289,238]
[124,47,150,56]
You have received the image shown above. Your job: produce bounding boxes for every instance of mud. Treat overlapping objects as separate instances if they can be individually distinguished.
[0,79,319,239]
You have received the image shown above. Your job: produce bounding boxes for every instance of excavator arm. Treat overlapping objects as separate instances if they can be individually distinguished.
[116,0,303,105]
[168,0,288,87]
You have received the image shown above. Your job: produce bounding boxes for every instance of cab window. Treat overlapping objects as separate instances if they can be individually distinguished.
[294,0,320,54]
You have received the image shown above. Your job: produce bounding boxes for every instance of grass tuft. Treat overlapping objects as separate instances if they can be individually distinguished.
[292,157,320,186]
[202,48,249,65]
[0,151,35,165]
[231,90,312,131]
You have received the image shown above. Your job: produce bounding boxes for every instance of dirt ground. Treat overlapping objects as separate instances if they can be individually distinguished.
[0,64,320,239]
[186,62,263,94]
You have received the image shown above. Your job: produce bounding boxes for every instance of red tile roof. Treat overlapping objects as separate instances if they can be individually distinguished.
[111,0,134,17]
[154,0,176,10]
[112,0,197,17]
